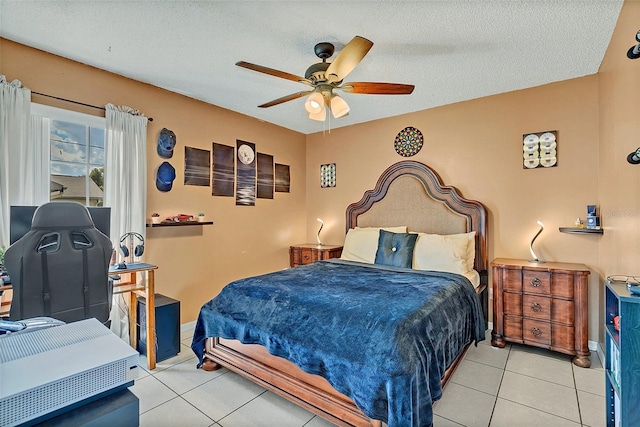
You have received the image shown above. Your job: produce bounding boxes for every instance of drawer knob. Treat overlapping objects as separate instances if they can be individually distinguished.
[530,277,542,287]
[531,327,542,337]
[303,254,310,260]
[530,302,543,312]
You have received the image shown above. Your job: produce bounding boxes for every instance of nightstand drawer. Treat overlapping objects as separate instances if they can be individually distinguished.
[523,319,551,345]
[503,292,522,316]
[551,324,574,350]
[551,273,575,299]
[523,294,550,320]
[523,271,551,295]
[300,248,314,265]
[503,315,523,341]
[502,269,522,292]
[551,298,575,325]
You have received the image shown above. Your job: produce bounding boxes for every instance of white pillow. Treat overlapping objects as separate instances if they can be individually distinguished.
[412,231,476,275]
[341,226,407,264]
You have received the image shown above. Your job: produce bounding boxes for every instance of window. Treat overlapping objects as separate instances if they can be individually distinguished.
[50,120,105,206]
[32,104,106,206]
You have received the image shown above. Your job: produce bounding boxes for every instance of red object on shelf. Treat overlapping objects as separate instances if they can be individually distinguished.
[614,315,621,331]
[165,214,194,223]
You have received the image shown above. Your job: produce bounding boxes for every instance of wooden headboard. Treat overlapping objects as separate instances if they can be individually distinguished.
[345,161,488,274]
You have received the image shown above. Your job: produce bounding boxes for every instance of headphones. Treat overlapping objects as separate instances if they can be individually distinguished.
[119,232,144,258]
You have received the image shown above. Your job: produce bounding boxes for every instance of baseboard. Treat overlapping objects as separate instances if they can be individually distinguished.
[595,341,605,366]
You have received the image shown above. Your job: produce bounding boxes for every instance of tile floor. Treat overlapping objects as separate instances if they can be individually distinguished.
[130,325,605,427]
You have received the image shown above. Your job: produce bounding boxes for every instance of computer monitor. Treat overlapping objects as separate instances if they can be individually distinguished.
[9,205,111,245]
[87,207,111,240]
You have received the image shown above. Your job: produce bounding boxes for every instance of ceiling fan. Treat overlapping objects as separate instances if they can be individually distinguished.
[236,36,415,121]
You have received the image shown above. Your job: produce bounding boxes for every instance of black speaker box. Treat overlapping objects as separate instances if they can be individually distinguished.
[137,294,180,362]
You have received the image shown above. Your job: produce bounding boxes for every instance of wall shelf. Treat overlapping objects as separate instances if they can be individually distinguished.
[559,227,603,235]
[147,221,213,228]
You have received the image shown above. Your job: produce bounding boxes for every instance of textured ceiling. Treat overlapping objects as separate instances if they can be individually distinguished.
[0,1,624,134]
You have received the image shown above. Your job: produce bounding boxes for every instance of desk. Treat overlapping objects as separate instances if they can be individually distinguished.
[0,283,12,317]
[109,262,158,370]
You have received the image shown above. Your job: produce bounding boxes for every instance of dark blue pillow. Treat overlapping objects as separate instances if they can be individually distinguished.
[374,230,418,268]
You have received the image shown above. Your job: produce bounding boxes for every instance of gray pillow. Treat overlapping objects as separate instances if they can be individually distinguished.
[374,230,418,268]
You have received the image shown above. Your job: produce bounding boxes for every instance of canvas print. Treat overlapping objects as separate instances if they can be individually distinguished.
[184,146,210,186]
[320,163,336,188]
[275,163,290,193]
[257,152,274,199]
[212,143,235,197]
[523,131,557,169]
[236,140,256,206]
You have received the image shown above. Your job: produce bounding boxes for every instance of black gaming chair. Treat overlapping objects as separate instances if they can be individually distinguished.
[4,202,113,323]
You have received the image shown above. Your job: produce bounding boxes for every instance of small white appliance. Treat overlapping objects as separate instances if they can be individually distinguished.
[0,318,139,427]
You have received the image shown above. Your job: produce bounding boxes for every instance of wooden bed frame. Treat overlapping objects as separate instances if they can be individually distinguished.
[202,161,488,426]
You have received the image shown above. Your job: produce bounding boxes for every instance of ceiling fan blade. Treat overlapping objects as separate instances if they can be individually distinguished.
[341,82,415,95]
[326,36,373,84]
[236,61,313,86]
[258,91,313,108]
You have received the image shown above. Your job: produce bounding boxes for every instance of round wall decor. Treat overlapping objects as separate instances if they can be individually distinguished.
[394,126,424,157]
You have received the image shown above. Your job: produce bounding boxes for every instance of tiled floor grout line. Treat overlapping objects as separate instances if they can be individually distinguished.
[174,394,218,426]
[495,396,584,426]
[486,344,510,427]
[216,386,269,427]
[501,368,578,390]
[150,362,220,398]
[571,364,585,426]
[449,379,500,399]
[436,414,466,426]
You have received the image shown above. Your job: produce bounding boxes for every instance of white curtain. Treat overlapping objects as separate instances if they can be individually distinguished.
[0,75,34,248]
[26,115,51,205]
[104,103,148,340]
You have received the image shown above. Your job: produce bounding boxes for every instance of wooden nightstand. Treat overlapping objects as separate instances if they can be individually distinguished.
[491,258,591,367]
[289,244,343,268]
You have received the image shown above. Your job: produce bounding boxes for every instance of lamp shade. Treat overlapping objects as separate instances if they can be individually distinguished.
[305,92,324,114]
[330,95,350,118]
[309,107,326,121]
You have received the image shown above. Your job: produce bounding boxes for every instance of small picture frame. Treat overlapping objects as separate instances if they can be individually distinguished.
[320,163,336,188]
[523,130,557,169]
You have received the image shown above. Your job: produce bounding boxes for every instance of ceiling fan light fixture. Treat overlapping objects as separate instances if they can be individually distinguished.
[308,107,326,121]
[305,92,324,114]
[330,94,350,118]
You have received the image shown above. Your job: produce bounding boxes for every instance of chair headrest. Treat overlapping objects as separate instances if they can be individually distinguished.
[31,202,96,229]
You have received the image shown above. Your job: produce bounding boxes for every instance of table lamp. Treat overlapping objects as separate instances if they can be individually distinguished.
[316,218,324,246]
[529,221,545,263]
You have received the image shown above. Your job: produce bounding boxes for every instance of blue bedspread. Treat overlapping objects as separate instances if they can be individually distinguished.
[191,259,485,427]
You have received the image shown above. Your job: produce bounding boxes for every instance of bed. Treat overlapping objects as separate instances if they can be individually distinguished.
[191,161,488,427]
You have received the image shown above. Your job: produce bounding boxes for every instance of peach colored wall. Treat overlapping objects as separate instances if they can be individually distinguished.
[306,77,602,342]
[1,39,307,323]
[598,1,640,342]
